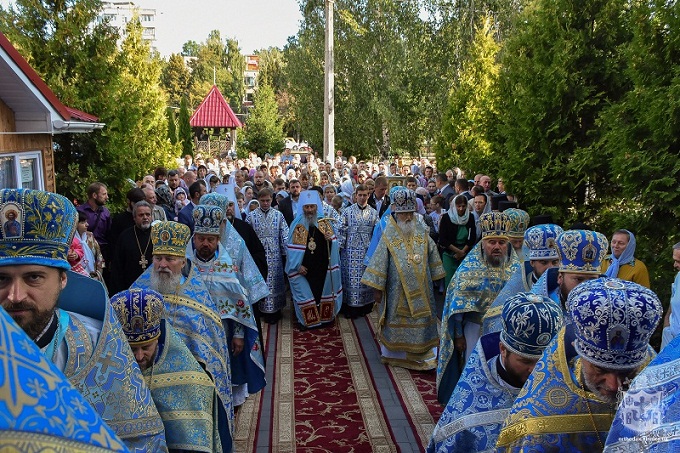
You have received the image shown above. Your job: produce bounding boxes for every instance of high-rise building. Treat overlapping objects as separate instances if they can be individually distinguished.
[243,54,259,112]
[96,2,156,50]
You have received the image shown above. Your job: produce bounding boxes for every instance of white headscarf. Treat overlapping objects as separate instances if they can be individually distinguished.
[448,194,470,225]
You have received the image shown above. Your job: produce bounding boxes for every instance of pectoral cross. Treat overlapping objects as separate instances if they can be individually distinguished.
[139,255,148,269]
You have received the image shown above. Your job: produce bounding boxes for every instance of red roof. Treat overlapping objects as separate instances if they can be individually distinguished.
[190,85,242,129]
[0,31,99,122]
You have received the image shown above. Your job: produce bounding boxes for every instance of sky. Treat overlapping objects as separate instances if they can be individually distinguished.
[0,0,304,57]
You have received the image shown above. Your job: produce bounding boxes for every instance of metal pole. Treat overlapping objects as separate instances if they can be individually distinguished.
[323,0,335,164]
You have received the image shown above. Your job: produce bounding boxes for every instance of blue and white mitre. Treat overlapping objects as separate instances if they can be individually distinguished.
[524,224,563,260]
[193,204,224,235]
[501,292,564,358]
[557,229,609,274]
[568,277,662,369]
[200,192,229,215]
[505,208,530,240]
[0,188,77,270]
[391,188,416,213]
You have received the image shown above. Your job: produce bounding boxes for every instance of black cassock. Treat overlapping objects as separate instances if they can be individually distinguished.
[301,225,330,304]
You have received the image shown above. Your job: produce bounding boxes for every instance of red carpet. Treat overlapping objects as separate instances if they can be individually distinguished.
[270,310,397,452]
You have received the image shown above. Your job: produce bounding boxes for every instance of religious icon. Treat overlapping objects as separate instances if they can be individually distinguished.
[386,176,406,190]
[2,204,22,238]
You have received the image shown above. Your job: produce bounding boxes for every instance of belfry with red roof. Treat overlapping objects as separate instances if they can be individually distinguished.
[190,85,242,157]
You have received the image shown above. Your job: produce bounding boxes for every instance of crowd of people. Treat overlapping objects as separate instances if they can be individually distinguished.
[1,147,678,452]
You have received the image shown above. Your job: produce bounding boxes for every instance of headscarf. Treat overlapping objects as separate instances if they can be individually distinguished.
[155,184,173,208]
[416,198,427,215]
[605,230,637,278]
[448,194,470,225]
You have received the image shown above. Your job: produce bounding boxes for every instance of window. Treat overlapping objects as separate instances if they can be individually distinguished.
[0,151,44,190]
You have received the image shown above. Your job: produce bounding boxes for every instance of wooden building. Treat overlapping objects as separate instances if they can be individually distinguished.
[0,32,103,192]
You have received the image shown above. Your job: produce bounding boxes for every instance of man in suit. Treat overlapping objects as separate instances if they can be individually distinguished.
[368,176,390,217]
[277,178,302,226]
[178,180,207,233]
[435,173,455,210]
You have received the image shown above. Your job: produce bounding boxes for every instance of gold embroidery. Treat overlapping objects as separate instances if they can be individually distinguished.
[293,224,308,245]
[497,413,614,446]
[317,218,334,237]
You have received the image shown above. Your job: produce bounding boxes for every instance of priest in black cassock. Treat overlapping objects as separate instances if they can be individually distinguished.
[285,190,343,330]
[109,201,154,294]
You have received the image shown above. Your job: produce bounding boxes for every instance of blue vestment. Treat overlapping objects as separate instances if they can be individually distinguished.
[285,216,343,328]
[192,245,266,397]
[363,206,392,266]
[56,271,167,452]
[338,203,379,308]
[246,208,289,313]
[149,321,222,452]
[361,216,445,370]
[428,332,520,453]
[0,305,128,453]
[497,324,654,451]
[133,266,233,453]
[604,334,680,453]
[438,242,519,403]
[482,261,535,335]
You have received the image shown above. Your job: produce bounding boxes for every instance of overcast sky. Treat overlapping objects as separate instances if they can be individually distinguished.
[0,0,303,57]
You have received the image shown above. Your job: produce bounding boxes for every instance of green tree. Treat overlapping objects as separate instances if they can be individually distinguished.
[242,83,284,156]
[161,53,191,107]
[435,16,501,175]
[596,0,680,298]
[105,16,177,183]
[167,107,178,144]
[185,31,245,112]
[0,0,123,204]
[177,97,194,156]
[225,38,246,113]
[495,0,631,224]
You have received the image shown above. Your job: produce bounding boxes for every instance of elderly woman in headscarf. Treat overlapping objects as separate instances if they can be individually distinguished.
[600,229,650,288]
[438,194,477,289]
[155,184,176,221]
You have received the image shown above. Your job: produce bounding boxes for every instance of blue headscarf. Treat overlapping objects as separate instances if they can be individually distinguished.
[605,229,636,278]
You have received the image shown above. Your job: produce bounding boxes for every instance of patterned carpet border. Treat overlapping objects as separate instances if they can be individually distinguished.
[233,322,271,452]
[271,307,398,452]
[338,316,398,453]
[365,310,443,448]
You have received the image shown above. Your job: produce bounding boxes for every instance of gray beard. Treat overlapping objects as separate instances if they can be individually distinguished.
[302,214,317,229]
[485,252,509,268]
[149,269,182,294]
[582,369,619,404]
[396,219,415,238]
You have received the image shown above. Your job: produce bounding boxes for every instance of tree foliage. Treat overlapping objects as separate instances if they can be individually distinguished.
[183,31,245,112]
[0,1,176,207]
[435,15,501,176]
[241,83,284,156]
[495,0,631,224]
[161,53,191,107]
[595,0,680,295]
[177,97,194,157]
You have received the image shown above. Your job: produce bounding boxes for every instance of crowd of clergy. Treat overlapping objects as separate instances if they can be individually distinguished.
[0,148,678,452]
